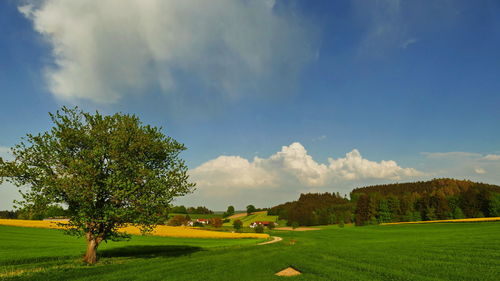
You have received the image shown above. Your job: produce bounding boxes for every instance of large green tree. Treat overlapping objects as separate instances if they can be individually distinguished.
[0,107,195,264]
[246,204,256,215]
[223,205,235,218]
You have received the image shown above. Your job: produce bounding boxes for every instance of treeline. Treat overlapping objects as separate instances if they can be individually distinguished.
[170,205,214,214]
[269,192,353,226]
[268,179,500,227]
[352,179,500,226]
[0,205,68,220]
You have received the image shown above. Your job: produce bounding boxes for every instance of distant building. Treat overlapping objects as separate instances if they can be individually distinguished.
[187,218,210,226]
[196,219,210,224]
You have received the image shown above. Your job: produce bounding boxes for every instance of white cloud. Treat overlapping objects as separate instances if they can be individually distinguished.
[482,154,500,161]
[423,152,500,162]
[188,155,277,189]
[474,168,486,174]
[328,149,422,181]
[422,151,481,159]
[20,0,316,104]
[190,142,423,190]
[312,135,327,142]
[0,146,13,161]
[0,146,19,210]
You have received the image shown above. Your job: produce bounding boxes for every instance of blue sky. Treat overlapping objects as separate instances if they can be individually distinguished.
[1,0,499,210]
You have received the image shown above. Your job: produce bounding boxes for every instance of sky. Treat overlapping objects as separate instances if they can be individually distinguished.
[0,0,499,210]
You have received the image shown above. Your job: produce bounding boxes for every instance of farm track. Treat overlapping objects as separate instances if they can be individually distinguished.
[258,236,282,245]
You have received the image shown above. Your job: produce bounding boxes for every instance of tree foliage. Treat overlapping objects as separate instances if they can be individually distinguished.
[267,221,275,230]
[268,179,500,227]
[0,107,194,264]
[254,224,264,233]
[186,206,213,214]
[233,219,243,232]
[351,178,500,226]
[223,205,235,218]
[246,205,256,215]
[167,215,190,226]
[269,193,353,226]
[209,217,223,228]
[170,205,213,214]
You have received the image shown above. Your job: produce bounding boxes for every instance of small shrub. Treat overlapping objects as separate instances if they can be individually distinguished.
[267,222,275,230]
[254,224,264,233]
[338,220,344,228]
[209,217,223,228]
[233,219,243,232]
[291,221,299,230]
[193,221,204,227]
[167,215,188,226]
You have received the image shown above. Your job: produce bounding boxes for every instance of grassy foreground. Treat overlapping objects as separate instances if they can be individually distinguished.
[1,222,500,280]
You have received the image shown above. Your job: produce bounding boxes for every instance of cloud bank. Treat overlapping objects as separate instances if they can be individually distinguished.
[20,0,316,103]
[0,146,13,161]
[190,142,423,190]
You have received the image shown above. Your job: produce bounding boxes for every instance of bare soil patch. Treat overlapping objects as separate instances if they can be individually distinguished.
[227,211,267,220]
[275,267,302,277]
[227,213,247,219]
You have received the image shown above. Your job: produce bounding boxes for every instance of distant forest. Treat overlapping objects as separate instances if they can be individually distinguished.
[0,205,215,220]
[269,178,500,226]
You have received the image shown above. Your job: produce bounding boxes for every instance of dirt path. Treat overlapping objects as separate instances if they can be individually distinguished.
[258,236,282,245]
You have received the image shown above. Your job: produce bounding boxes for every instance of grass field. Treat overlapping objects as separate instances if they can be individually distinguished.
[1,222,499,280]
[381,217,500,225]
[0,219,269,239]
[168,213,223,219]
[223,211,279,227]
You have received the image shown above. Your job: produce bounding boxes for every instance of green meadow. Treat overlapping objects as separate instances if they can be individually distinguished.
[1,222,499,280]
[168,213,223,220]
[223,211,279,227]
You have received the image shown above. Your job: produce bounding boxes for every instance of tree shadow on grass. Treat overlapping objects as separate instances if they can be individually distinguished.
[99,245,203,259]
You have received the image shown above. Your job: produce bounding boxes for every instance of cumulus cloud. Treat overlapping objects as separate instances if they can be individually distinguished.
[19,0,316,104]
[328,149,421,181]
[188,155,277,189]
[190,142,423,190]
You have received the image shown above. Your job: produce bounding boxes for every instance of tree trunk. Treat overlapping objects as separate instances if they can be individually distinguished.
[83,233,101,264]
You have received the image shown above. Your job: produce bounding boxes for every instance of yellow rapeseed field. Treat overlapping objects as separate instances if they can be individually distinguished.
[0,219,269,239]
[381,217,500,225]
